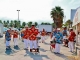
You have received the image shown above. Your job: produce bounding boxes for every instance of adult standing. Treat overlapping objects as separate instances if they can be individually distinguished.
[68,28,76,52]
[5,29,11,50]
[54,28,63,54]
[51,28,57,40]
[41,29,46,43]
[29,23,39,52]
[23,25,29,50]
[62,27,68,47]
[13,30,19,48]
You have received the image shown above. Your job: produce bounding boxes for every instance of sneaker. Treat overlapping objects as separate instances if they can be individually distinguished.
[54,52,57,54]
[16,45,18,47]
[6,48,9,50]
[24,48,28,50]
[57,52,60,54]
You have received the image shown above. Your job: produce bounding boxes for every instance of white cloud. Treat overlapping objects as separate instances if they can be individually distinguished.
[69,0,75,4]
[0,0,54,23]
[0,0,80,24]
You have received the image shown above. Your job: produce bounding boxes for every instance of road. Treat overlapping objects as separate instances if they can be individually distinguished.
[0,35,75,60]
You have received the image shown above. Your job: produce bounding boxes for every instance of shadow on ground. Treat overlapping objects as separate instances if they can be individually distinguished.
[5,48,16,55]
[44,42,50,45]
[55,53,67,60]
[24,50,50,60]
[39,48,49,52]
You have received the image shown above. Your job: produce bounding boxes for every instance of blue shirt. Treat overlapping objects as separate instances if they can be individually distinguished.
[52,31,57,36]
[55,32,63,44]
[5,31,11,41]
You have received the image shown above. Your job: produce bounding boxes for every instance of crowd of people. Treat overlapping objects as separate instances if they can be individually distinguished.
[51,27,76,54]
[5,23,77,54]
[5,23,47,53]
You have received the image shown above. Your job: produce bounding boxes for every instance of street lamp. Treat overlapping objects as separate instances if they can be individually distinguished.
[17,10,20,28]
[17,10,20,21]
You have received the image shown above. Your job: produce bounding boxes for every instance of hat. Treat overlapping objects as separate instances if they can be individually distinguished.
[57,28,60,30]
[25,25,28,27]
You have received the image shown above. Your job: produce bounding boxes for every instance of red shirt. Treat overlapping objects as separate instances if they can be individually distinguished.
[13,32,18,38]
[29,28,37,40]
[34,29,39,36]
[69,31,76,42]
[41,31,46,36]
[23,30,29,39]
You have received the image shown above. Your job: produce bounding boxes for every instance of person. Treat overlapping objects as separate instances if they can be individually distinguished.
[29,23,39,52]
[54,28,63,54]
[23,25,29,50]
[51,28,57,40]
[68,28,76,52]
[5,29,11,50]
[13,30,18,48]
[41,28,46,43]
[21,32,24,42]
[62,27,68,47]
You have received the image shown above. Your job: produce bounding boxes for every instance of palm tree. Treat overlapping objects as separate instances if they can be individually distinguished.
[34,22,38,27]
[50,6,64,28]
[10,20,14,27]
[14,20,17,28]
[66,19,72,28]
[3,21,7,27]
[7,20,9,27]
[18,20,21,28]
[22,22,26,27]
[27,21,32,27]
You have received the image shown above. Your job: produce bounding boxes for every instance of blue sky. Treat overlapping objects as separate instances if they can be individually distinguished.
[0,0,80,24]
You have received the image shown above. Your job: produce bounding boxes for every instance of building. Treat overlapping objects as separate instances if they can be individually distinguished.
[71,7,80,45]
[70,9,77,21]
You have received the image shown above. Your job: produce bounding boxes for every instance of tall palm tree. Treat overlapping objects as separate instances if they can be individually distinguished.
[50,6,64,28]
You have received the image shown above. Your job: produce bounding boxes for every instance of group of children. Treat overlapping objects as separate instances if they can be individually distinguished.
[5,23,47,53]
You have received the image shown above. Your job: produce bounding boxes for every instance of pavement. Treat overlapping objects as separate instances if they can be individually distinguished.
[0,34,79,60]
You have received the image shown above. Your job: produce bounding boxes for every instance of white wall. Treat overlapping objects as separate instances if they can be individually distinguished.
[38,25,52,32]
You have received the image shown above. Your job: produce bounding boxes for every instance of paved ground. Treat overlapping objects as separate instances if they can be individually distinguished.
[0,34,79,60]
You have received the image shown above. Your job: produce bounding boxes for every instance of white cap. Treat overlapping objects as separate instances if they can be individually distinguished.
[57,28,60,30]
[25,25,28,27]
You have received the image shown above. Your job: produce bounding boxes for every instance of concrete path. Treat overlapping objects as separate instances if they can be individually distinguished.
[0,35,76,60]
